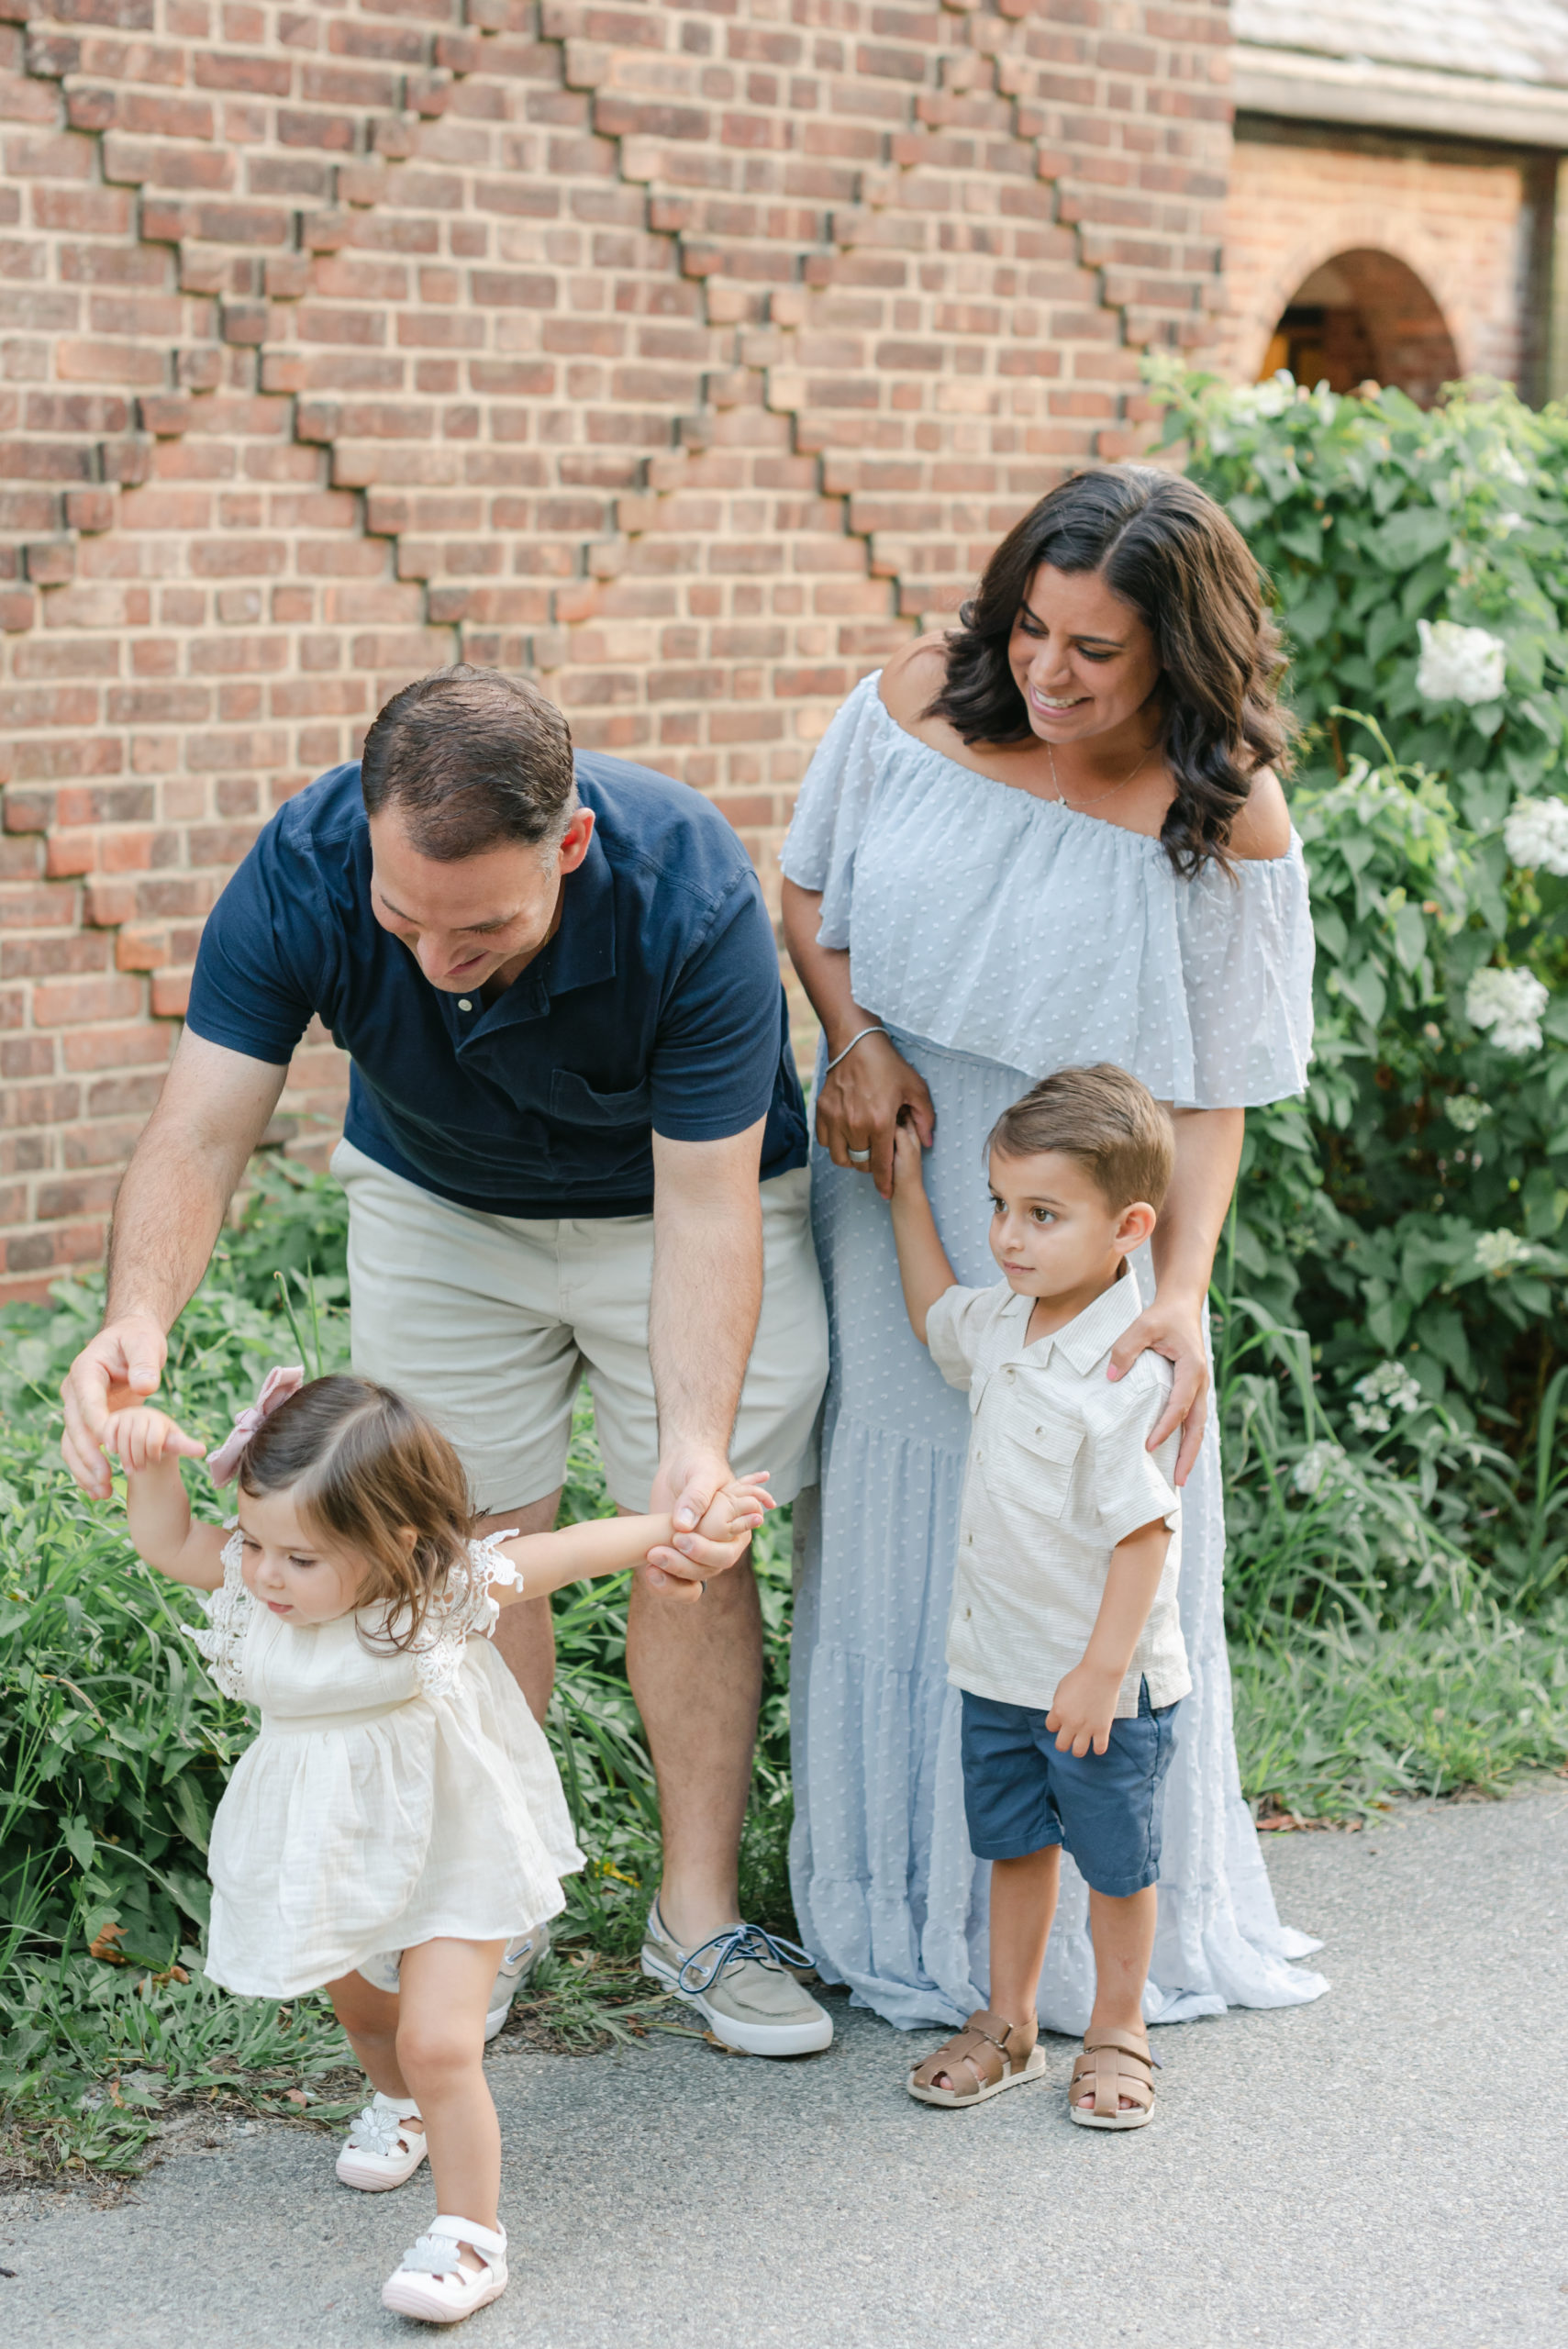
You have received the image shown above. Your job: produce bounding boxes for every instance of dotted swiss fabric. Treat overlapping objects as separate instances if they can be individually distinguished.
[783,676,1327,2032]
[779,672,1315,1109]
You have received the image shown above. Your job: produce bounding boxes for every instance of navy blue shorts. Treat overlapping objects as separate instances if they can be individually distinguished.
[960,1681,1180,1898]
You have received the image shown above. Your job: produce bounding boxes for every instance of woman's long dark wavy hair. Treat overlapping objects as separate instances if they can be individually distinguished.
[926,465,1292,875]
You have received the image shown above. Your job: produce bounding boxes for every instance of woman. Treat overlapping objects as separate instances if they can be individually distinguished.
[780,466,1328,2032]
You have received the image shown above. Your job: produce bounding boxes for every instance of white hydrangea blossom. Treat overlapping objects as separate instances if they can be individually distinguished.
[1229,373,1295,422]
[1347,1359,1423,1436]
[1445,1093,1491,1134]
[1465,966,1550,1054]
[1293,1441,1347,1497]
[1481,443,1529,487]
[1415,618,1507,707]
[1474,1230,1532,1275]
[1503,796,1568,878]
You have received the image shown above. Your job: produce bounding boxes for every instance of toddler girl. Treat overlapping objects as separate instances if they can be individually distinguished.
[104,1368,771,2325]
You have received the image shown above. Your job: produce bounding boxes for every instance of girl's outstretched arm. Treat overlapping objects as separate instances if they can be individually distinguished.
[492,1475,773,1606]
[102,1407,228,1590]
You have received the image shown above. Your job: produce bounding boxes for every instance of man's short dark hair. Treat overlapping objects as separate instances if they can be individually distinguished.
[360,664,576,862]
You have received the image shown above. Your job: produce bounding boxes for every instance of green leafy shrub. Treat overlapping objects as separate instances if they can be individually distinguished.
[1152,365,1568,1609]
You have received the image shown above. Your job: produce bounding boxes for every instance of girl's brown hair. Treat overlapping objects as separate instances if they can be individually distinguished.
[238,1375,473,1649]
[926,464,1292,876]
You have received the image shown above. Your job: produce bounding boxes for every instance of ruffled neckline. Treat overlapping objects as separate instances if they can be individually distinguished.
[865,674,1298,874]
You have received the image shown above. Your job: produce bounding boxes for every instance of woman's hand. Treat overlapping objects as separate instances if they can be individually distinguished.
[815,1031,936,1200]
[1106,1290,1209,1486]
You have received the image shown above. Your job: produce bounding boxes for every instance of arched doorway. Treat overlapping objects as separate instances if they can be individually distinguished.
[1259,250,1461,408]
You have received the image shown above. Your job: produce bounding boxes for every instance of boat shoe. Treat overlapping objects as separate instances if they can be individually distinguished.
[639,1898,832,2056]
[356,1924,550,2043]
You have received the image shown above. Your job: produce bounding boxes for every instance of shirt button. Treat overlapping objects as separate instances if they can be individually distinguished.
[458,998,473,1012]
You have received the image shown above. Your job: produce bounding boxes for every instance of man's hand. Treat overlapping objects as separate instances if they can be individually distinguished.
[1045,1661,1122,1759]
[61,1312,170,1500]
[644,1441,751,1595]
[1106,1289,1209,1486]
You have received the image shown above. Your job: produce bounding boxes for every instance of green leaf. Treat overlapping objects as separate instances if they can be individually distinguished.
[61,1815,97,1874]
[1373,507,1452,570]
[1391,903,1427,974]
[1338,961,1387,1028]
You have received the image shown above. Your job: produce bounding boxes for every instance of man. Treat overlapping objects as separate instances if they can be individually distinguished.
[61,665,832,2056]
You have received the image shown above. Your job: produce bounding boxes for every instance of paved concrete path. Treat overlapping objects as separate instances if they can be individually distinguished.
[4,1781,1566,2349]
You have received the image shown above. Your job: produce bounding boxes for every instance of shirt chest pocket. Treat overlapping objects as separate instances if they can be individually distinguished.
[545,1071,654,1179]
[549,1070,653,1127]
[978,1399,1084,1520]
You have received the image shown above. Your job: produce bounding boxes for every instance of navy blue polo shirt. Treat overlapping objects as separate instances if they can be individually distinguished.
[184,753,808,1218]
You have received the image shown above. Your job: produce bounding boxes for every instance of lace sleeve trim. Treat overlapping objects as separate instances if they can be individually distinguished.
[406,1531,521,1698]
[182,1520,254,1701]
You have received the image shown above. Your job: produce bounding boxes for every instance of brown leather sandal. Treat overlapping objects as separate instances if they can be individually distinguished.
[1068,2025,1159,2130]
[906,2009,1048,2109]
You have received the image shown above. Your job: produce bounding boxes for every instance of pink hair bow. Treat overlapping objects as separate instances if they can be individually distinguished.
[206,1364,305,1486]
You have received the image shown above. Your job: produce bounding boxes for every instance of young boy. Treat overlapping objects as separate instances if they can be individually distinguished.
[889,1063,1188,2131]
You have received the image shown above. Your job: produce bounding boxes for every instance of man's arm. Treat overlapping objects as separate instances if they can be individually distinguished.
[61,1030,288,1497]
[646,1119,765,1565]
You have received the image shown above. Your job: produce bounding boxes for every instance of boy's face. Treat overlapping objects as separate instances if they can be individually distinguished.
[986,1146,1140,1302]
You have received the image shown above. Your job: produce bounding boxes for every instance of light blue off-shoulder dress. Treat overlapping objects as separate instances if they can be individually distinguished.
[780,674,1329,2032]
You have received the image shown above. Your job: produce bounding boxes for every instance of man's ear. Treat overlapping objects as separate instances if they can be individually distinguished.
[1114,1200,1157,1257]
[554,806,595,876]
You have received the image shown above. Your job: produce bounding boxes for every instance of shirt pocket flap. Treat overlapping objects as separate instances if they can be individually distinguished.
[549,1070,654,1127]
[984,1413,1083,1519]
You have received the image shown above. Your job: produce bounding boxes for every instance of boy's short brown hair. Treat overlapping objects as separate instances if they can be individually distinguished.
[987,1063,1174,1213]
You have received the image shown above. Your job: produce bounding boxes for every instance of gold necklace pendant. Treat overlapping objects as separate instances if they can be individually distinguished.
[1045,738,1150,811]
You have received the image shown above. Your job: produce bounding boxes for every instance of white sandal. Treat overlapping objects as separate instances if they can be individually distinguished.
[335,2093,428,2192]
[381,2215,508,2324]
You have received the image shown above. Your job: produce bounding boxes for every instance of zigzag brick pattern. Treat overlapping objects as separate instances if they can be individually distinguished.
[0,0,1229,1296]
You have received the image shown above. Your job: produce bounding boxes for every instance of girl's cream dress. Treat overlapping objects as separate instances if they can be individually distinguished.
[187,1531,583,1998]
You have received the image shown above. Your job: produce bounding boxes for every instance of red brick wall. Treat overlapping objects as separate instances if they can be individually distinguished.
[0,0,1230,1300]
[1219,129,1531,393]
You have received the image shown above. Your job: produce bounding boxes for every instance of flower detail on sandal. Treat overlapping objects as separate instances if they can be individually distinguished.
[183,1523,255,1700]
[381,2215,508,2323]
[335,2093,428,2193]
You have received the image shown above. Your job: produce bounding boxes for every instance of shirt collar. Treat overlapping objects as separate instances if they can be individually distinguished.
[1018,1268,1142,1375]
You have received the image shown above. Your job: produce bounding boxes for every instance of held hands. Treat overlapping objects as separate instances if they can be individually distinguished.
[816,1029,935,1200]
[61,1312,170,1499]
[98,1404,207,1478]
[644,1464,774,1603]
[889,1111,925,1195]
[1045,1660,1122,1759]
[1106,1290,1209,1486]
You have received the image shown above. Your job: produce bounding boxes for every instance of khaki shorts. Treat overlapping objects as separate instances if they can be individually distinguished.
[331,1141,828,1514]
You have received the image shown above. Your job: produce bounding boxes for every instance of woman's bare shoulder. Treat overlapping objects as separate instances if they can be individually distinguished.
[1229,765,1292,863]
[876,633,953,728]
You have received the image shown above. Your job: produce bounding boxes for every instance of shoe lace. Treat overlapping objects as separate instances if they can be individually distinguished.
[676,1921,817,1996]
